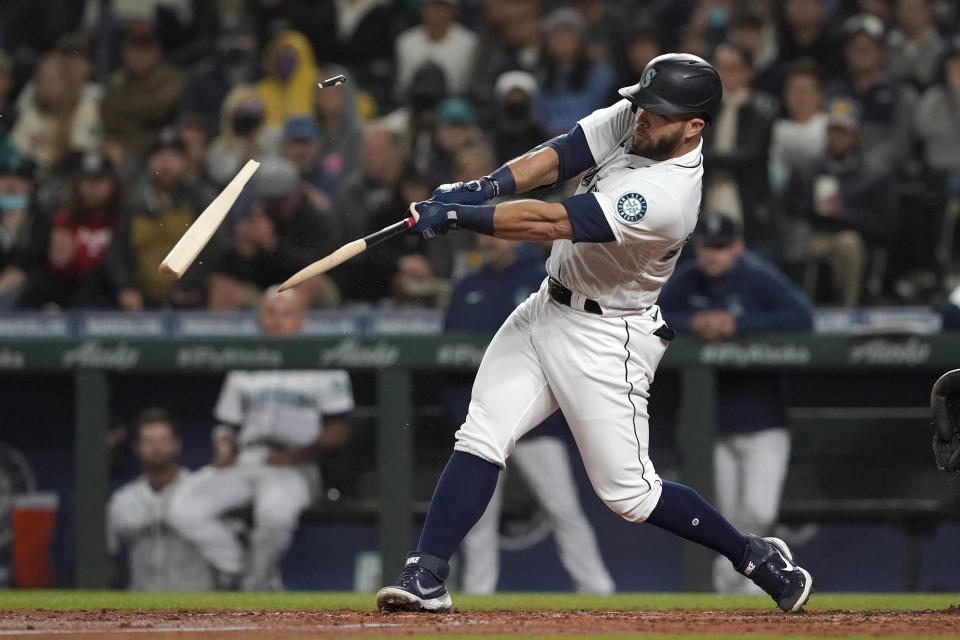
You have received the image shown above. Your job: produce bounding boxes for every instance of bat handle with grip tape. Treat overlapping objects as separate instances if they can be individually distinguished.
[364,216,416,248]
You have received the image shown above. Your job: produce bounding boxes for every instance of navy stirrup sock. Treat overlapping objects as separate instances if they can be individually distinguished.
[417,451,500,561]
[645,481,748,564]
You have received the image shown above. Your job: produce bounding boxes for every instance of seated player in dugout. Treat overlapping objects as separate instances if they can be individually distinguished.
[376,54,813,614]
[107,408,214,591]
[169,286,354,590]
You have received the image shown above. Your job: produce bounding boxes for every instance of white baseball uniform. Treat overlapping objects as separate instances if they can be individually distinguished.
[455,98,703,523]
[107,468,214,591]
[169,370,354,590]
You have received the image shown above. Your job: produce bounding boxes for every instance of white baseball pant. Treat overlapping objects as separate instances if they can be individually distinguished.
[454,286,666,524]
[461,435,615,594]
[169,458,314,591]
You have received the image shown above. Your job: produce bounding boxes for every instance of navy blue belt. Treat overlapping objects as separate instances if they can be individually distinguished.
[548,277,603,314]
[547,277,675,341]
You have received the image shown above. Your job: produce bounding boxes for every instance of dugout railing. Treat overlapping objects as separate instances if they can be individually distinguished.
[2,332,959,590]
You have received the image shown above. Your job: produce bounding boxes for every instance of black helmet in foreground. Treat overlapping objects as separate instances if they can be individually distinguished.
[618,53,723,123]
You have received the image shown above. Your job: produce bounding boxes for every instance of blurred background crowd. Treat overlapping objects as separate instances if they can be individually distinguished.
[4,0,960,595]
[0,0,959,314]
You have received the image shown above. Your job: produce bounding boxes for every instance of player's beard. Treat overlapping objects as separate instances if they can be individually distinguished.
[630,126,685,161]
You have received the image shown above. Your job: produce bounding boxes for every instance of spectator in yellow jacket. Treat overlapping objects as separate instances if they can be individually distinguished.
[257,30,319,131]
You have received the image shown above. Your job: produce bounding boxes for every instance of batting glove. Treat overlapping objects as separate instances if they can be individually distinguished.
[431,177,497,205]
[410,200,458,238]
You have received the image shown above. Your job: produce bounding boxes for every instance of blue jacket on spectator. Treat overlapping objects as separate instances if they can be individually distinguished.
[535,63,615,137]
[658,249,814,434]
[445,246,545,333]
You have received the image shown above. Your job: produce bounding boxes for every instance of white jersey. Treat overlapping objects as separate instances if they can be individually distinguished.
[215,370,354,451]
[546,99,704,311]
[107,468,214,591]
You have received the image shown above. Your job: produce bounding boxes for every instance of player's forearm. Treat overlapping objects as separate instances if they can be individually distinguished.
[491,200,574,241]
[503,147,561,193]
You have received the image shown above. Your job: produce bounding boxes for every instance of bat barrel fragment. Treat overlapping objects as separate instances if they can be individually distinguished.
[158,159,260,279]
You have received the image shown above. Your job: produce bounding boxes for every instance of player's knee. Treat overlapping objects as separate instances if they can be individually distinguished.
[453,431,509,469]
[596,482,662,523]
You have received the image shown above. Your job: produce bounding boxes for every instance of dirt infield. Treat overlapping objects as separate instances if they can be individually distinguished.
[1,607,958,639]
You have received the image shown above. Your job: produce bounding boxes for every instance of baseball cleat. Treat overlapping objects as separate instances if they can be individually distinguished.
[376,552,452,613]
[736,535,813,613]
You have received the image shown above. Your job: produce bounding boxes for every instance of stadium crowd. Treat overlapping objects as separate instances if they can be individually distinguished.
[0,0,959,313]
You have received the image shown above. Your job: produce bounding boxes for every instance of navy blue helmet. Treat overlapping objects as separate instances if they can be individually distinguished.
[618,53,723,123]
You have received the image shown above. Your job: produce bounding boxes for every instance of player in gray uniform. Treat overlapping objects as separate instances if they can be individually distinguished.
[107,408,214,591]
[376,53,813,613]
[170,287,354,590]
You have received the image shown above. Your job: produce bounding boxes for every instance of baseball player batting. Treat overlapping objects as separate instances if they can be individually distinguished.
[376,53,812,613]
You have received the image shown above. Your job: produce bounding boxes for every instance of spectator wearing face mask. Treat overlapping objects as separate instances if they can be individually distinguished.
[206,85,282,188]
[180,27,260,134]
[257,30,319,130]
[0,150,37,309]
[491,70,546,166]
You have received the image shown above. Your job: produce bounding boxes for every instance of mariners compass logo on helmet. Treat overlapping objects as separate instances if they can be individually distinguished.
[617,193,647,223]
[640,67,657,88]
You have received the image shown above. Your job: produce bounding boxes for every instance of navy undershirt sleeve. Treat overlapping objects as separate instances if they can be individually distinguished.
[563,193,615,243]
[544,124,596,183]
